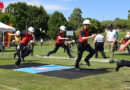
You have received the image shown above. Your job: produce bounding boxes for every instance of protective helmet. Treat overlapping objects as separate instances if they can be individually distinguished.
[28,27,34,33]
[72,40,75,42]
[108,24,113,28]
[15,30,20,34]
[126,35,129,38]
[83,19,91,25]
[59,25,66,31]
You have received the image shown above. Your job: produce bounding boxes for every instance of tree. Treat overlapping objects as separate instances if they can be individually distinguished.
[27,5,49,40]
[6,2,29,31]
[0,13,15,24]
[6,2,49,40]
[114,18,127,29]
[101,20,114,29]
[68,8,83,30]
[47,11,68,39]
[127,10,130,29]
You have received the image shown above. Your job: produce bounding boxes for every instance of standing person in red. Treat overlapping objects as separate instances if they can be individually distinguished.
[47,25,74,58]
[9,27,35,67]
[75,19,96,71]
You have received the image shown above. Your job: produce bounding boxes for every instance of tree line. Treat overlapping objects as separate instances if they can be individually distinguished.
[0,2,129,40]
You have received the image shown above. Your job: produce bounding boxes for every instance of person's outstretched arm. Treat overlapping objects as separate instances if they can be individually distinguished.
[119,40,130,51]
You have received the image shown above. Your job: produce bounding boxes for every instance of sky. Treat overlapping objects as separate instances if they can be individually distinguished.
[2,0,130,21]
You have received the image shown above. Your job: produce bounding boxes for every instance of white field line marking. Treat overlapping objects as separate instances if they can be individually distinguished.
[0,84,19,90]
[35,55,118,63]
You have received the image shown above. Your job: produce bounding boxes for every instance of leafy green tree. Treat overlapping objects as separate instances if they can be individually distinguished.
[6,2,49,40]
[0,13,15,24]
[68,8,83,30]
[127,10,130,29]
[6,2,29,31]
[114,18,127,29]
[47,11,68,39]
[101,20,114,29]
[27,5,49,40]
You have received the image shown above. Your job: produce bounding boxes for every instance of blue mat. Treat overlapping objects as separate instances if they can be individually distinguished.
[13,65,74,74]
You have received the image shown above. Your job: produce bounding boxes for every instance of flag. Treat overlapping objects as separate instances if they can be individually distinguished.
[0,1,4,10]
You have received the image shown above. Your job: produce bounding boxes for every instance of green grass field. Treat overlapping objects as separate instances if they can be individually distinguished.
[0,45,130,90]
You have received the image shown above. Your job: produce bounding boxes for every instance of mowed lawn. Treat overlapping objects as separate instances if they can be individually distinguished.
[0,45,130,90]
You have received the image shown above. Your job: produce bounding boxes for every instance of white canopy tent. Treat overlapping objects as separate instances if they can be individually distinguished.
[0,22,15,32]
[0,22,16,53]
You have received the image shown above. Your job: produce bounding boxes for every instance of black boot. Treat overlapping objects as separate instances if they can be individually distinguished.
[109,60,114,63]
[15,58,21,68]
[14,53,17,59]
[116,60,130,72]
[47,52,50,57]
[84,59,90,66]
[116,60,123,72]
[69,55,74,58]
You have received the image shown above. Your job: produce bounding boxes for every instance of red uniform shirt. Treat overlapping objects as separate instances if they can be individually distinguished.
[21,33,33,45]
[79,29,89,43]
[124,38,129,44]
[56,32,64,44]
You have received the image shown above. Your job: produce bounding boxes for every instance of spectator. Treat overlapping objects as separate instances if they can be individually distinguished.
[105,24,118,63]
[94,31,106,58]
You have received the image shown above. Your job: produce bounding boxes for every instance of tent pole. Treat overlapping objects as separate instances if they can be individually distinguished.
[2,32,4,55]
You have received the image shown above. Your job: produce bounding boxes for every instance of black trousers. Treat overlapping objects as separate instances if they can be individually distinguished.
[29,43,34,56]
[114,41,118,51]
[15,43,32,66]
[75,42,95,68]
[14,45,18,55]
[47,43,72,57]
[95,42,106,58]
[127,46,130,54]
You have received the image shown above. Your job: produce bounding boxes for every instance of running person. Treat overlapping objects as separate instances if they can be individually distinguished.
[9,27,35,67]
[47,25,74,58]
[75,19,96,71]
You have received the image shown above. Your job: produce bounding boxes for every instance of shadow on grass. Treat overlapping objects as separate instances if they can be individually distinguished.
[79,68,115,71]
[0,63,46,69]
[116,53,130,55]
[0,58,14,60]
[26,60,41,63]
[123,81,130,83]
[1,50,16,52]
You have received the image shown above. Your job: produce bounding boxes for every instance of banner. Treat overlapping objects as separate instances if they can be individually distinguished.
[5,23,13,47]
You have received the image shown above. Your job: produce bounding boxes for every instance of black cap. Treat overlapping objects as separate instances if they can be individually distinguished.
[97,31,101,34]
[108,24,113,28]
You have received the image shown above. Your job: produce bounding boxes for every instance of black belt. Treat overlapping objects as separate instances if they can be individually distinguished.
[78,42,88,45]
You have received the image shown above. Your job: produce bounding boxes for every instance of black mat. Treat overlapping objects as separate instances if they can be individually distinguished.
[0,63,45,69]
[0,63,110,79]
[41,68,110,79]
